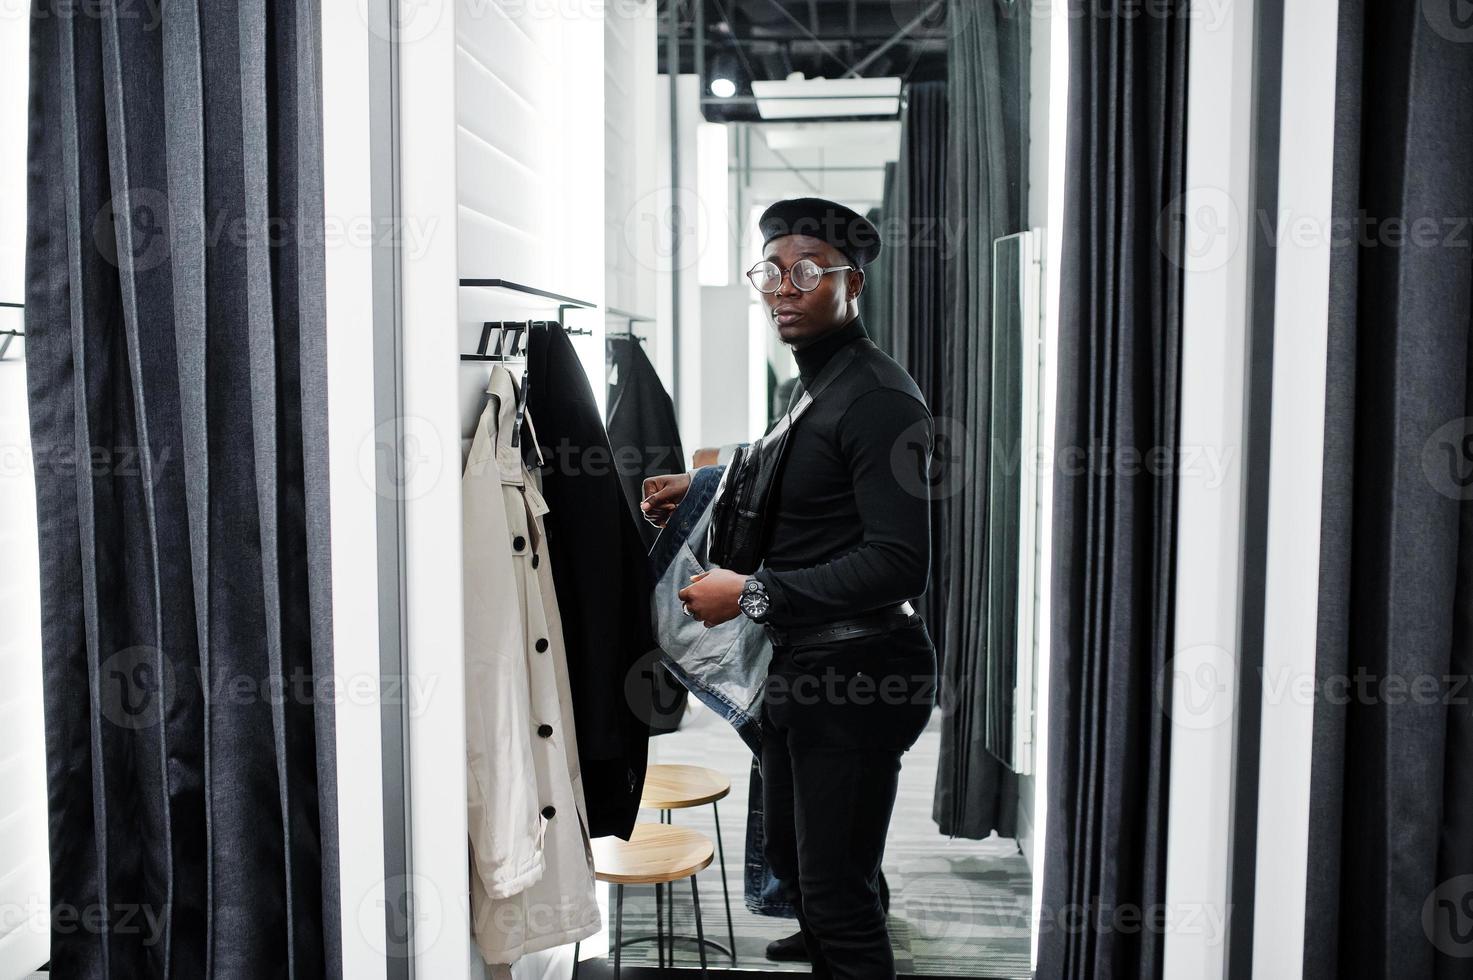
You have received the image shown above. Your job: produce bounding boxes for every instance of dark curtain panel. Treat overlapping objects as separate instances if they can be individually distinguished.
[1303,3,1473,976]
[25,1,339,978]
[886,80,950,664]
[930,0,1028,840]
[1037,0,1187,976]
[859,197,894,354]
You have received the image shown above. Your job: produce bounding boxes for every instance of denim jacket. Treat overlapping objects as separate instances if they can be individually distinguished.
[647,464,794,918]
[648,464,769,754]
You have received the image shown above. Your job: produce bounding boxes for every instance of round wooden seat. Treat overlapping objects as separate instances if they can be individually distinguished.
[592,822,714,885]
[639,763,731,810]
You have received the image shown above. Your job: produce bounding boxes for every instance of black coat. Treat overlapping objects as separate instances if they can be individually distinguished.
[526,323,655,840]
[606,335,686,545]
[605,335,690,734]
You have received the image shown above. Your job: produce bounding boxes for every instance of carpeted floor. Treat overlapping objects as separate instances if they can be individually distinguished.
[586,699,1033,978]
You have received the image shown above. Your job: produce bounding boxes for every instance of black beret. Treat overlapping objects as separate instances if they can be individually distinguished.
[758,197,882,268]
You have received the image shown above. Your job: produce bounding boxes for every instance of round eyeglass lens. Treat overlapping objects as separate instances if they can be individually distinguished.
[748,262,782,293]
[789,259,824,291]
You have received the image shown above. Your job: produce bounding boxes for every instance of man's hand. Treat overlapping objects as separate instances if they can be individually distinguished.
[640,472,692,528]
[677,569,746,627]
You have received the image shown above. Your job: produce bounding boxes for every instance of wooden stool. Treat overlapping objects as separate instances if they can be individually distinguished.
[641,764,737,964]
[572,823,713,978]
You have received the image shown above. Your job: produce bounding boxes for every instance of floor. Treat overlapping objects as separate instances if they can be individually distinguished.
[580,697,1033,978]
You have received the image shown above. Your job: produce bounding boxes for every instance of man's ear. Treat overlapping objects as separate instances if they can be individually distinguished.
[848,268,866,301]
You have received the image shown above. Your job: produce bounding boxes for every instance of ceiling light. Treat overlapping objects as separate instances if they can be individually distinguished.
[751,75,902,120]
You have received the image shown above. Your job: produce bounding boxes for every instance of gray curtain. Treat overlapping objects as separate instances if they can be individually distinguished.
[930,0,1028,841]
[1303,2,1473,976]
[859,196,894,353]
[1037,0,1187,976]
[25,2,339,977]
[884,81,951,668]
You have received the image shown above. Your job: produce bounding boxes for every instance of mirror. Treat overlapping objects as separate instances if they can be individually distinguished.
[985,230,1044,776]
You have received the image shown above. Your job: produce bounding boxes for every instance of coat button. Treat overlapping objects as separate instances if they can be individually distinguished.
[537,724,553,738]
[531,553,540,568]
[535,638,548,652]
[512,535,526,551]
[541,805,556,819]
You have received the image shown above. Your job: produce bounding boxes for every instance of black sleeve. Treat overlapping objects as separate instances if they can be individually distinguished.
[754,387,933,624]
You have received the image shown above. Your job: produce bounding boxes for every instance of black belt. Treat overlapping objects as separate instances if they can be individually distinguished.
[763,601,918,647]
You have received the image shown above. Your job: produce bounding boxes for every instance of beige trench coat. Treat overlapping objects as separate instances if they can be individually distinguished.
[464,365,599,966]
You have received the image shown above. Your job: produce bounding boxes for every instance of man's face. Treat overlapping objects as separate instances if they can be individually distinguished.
[758,234,863,348]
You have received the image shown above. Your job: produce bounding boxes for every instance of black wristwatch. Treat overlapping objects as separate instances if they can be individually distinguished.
[738,576,772,623]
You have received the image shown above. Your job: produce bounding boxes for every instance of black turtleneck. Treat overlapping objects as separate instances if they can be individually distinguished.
[792,315,868,385]
[752,316,935,628]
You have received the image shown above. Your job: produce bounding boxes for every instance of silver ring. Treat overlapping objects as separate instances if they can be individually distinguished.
[683,605,695,618]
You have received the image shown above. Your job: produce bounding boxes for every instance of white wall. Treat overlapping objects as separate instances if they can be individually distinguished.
[1161,0,1258,975]
[1027,3,1068,970]
[319,4,390,976]
[449,2,608,977]
[0,15,54,979]
[655,74,703,448]
[698,285,753,448]
[1250,2,1341,974]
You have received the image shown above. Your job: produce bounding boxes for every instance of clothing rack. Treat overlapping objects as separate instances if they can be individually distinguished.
[458,278,596,328]
[459,318,591,449]
[460,319,590,363]
[0,301,24,361]
[606,307,653,343]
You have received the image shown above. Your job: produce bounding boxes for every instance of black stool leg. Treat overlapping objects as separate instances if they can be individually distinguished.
[614,884,624,980]
[691,874,709,976]
[655,881,665,968]
[572,942,580,980]
[711,800,736,962]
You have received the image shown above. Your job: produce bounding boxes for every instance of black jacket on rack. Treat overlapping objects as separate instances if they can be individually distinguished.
[605,334,690,736]
[526,321,655,840]
[606,334,686,550]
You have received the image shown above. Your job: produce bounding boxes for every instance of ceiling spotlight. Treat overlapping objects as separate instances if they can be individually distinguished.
[710,76,737,98]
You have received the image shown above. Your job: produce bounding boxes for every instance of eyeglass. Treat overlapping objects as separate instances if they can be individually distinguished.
[746,258,854,294]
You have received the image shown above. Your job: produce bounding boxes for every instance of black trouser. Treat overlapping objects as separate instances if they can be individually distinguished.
[760,622,937,979]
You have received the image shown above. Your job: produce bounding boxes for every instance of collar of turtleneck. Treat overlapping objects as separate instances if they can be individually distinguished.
[792,315,868,385]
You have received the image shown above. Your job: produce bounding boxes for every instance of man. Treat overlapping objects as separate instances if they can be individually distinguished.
[644,197,937,979]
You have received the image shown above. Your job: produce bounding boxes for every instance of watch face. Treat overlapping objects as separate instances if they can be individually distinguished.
[740,583,770,620]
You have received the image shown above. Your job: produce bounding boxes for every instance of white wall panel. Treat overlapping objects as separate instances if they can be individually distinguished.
[1163,0,1257,975]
